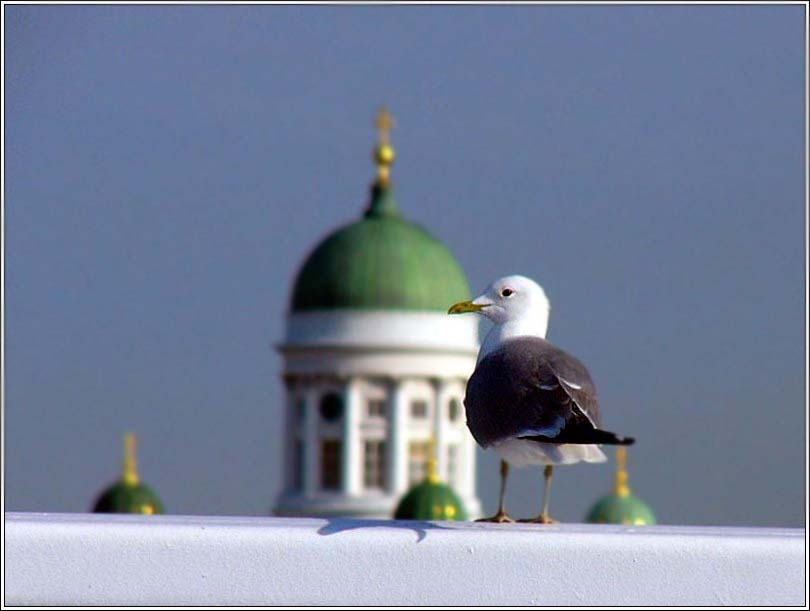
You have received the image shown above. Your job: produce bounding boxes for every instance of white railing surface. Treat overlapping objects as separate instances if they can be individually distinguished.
[4,512,806,606]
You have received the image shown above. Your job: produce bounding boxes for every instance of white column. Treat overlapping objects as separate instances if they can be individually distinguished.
[433,379,450,481]
[282,382,296,492]
[343,377,363,495]
[303,385,320,496]
[388,378,409,496]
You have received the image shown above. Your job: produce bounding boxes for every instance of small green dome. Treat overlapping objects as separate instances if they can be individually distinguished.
[394,479,468,521]
[92,433,164,515]
[394,453,468,521]
[291,184,471,312]
[586,491,656,525]
[93,481,164,515]
[586,448,656,525]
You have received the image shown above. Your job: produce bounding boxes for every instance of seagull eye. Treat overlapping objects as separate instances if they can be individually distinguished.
[501,288,514,297]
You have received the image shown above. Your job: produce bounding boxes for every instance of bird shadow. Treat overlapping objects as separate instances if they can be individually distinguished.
[316,517,456,543]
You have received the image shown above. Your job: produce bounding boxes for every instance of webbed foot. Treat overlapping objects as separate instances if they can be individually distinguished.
[476,511,515,523]
[517,514,558,524]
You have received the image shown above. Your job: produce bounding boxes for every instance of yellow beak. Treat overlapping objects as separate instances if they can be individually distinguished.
[447,300,487,315]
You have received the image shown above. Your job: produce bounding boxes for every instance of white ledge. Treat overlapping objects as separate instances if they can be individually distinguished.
[4,512,806,606]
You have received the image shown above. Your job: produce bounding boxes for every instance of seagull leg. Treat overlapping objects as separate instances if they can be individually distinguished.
[519,465,559,524]
[476,460,514,523]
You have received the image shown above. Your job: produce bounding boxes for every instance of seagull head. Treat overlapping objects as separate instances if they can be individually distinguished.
[448,274,551,325]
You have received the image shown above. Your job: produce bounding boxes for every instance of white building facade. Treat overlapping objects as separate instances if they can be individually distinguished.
[276,311,481,518]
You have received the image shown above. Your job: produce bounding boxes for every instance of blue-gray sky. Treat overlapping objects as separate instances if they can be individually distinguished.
[5,5,806,526]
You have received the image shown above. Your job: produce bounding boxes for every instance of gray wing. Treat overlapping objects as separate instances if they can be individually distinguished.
[464,336,603,448]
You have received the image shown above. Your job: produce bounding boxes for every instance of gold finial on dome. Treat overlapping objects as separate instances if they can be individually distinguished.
[614,447,631,497]
[376,107,394,145]
[122,432,140,486]
[426,437,440,484]
[373,107,396,186]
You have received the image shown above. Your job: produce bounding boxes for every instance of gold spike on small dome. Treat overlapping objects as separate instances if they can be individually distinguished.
[425,437,440,484]
[122,432,140,486]
[614,446,630,497]
[393,436,468,521]
[585,447,656,525]
[92,433,164,514]
[373,107,396,186]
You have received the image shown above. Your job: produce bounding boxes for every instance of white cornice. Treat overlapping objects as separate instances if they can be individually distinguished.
[282,310,481,352]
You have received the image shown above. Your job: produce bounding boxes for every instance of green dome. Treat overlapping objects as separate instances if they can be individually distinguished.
[291,184,471,312]
[586,491,656,525]
[394,476,468,521]
[92,433,164,515]
[585,448,656,525]
[93,480,164,515]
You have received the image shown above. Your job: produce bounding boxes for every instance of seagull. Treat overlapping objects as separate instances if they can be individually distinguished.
[448,275,635,523]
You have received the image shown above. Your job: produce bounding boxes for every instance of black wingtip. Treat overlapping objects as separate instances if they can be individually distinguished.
[518,429,636,446]
[594,430,635,446]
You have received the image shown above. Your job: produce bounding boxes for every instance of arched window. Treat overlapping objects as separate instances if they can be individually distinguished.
[321,440,342,490]
[448,398,461,422]
[363,441,387,490]
[367,398,387,419]
[410,400,428,419]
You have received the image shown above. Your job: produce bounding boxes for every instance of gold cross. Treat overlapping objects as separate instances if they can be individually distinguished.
[123,432,140,485]
[615,447,630,496]
[376,107,394,145]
